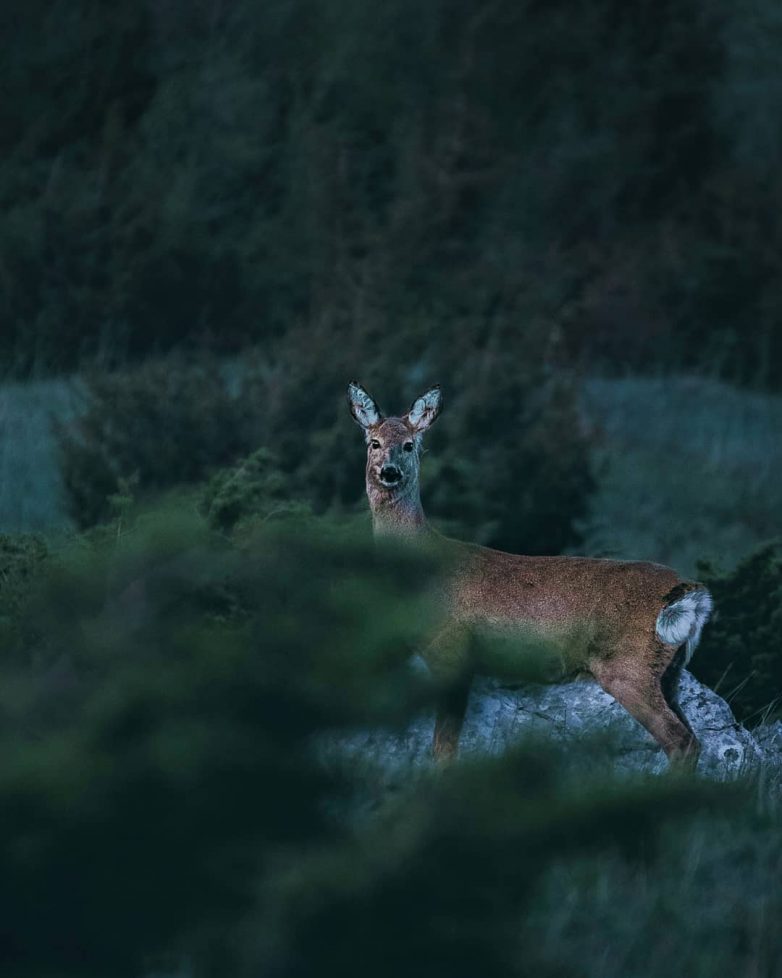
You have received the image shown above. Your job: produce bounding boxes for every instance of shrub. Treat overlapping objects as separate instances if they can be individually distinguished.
[691,543,782,723]
[422,371,595,555]
[55,358,267,527]
[200,448,311,532]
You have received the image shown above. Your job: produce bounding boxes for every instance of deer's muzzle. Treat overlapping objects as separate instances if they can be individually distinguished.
[379,464,402,486]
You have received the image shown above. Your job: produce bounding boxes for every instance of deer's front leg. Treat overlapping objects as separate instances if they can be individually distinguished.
[422,624,473,762]
[433,677,472,760]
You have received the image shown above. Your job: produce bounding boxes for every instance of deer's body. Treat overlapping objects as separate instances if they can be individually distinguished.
[348,383,713,766]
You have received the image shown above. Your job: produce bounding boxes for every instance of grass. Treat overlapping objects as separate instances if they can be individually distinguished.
[577,375,782,577]
[526,774,782,977]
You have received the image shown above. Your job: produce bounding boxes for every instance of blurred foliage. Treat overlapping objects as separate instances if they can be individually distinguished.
[1,0,782,386]
[0,505,738,978]
[0,507,438,974]
[692,543,782,724]
[0,534,48,655]
[525,807,782,977]
[261,754,715,978]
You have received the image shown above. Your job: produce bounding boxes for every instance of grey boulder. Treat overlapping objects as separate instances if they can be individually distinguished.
[338,670,776,781]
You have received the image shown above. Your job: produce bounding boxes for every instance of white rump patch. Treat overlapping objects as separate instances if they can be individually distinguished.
[655,588,714,664]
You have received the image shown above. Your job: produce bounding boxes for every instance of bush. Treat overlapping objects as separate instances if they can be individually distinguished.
[691,543,782,724]
[55,358,268,527]
[422,370,595,556]
[200,447,311,532]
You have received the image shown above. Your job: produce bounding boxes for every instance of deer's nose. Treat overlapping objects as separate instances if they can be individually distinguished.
[380,464,402,485]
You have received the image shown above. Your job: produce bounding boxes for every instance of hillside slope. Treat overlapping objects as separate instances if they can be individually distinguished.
[576,376,782,576]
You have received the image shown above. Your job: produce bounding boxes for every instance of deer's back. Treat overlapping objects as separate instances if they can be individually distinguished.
[439,537,686,650]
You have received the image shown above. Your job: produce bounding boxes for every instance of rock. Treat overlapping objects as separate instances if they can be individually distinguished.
[337,670,772,782]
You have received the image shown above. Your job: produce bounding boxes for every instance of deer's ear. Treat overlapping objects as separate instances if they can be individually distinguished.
[347,381,382,430]
[406,385,442,433]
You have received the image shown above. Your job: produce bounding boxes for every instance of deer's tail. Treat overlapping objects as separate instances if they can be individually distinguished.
[655,585,713,665]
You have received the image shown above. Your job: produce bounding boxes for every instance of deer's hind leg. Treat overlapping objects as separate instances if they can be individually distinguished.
[590,639,699,767]
[660,645,696,742]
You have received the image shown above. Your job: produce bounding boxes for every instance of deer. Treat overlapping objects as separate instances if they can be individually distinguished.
[347,381,713,767]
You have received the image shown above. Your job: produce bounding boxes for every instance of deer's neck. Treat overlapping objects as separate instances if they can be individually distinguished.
[367,481,428,539]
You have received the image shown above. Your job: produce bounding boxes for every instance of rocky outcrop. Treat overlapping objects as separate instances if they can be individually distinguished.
[339,670,781,781]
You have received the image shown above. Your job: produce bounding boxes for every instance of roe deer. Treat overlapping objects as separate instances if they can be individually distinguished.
[347,381,713,767]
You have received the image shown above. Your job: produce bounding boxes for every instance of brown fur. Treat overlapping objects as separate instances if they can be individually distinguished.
[347,382,708,767]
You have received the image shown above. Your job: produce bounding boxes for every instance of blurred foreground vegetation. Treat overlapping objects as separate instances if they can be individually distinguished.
[0,502,779,977]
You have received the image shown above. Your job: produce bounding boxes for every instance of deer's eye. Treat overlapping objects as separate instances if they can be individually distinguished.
[370,439,381,450]
[403,441,414,452]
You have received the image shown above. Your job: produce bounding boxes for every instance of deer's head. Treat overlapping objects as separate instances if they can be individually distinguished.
[347,382,442,498]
